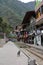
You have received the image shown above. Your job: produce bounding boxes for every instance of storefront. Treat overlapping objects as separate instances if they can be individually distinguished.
[21,1,43,46]
[41,30,43,46]
[35,1,43,46]
[22,11,36,44]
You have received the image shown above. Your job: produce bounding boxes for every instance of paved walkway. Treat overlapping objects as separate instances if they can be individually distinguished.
[0,41,28,65]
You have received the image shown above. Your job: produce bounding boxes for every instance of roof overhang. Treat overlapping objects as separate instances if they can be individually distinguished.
[22,11,36,24]
[22,11,36,29]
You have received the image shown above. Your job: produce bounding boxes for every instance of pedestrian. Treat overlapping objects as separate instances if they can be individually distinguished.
[24,32,28,43]
[17,31,21,41]
[17,50,20,56]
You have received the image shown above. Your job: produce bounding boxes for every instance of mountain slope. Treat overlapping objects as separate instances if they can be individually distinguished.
[0,0,35,27]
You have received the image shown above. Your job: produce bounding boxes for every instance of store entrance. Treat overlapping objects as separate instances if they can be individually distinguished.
[41,35,43,46]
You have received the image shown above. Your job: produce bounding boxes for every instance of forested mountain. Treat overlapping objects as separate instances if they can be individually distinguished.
[0,0,35,27]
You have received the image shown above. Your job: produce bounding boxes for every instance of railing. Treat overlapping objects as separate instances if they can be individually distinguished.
[36,14,43,22]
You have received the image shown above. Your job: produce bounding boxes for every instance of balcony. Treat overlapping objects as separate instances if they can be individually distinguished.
[36,14,43,25]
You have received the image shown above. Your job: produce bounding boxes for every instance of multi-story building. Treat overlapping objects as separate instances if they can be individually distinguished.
[35,0,43,46]
[35,0,43,26]
[22,11,36,44]
[21,0,43,46]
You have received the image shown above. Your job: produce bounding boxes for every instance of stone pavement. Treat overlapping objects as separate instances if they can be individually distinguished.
[0,41,28,65]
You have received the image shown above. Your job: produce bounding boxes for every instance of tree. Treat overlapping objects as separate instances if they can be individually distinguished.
[0,17,3,24]
[0,17,13,34]
[0,17,3,32]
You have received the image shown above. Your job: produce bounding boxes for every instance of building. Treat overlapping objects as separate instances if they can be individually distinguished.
[35,1,43,46]
[21,1,43,46]
[22,11,36,44]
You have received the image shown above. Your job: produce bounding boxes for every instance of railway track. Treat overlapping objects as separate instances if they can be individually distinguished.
[20,48,43,65]
[15,42,43,65]
[26,48,43,60]
[15,42,43,58]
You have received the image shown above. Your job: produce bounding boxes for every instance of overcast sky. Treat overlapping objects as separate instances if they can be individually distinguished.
[18,0,35,3]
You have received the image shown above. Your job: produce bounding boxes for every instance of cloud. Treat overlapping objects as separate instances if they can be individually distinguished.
[18,0,35,3]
